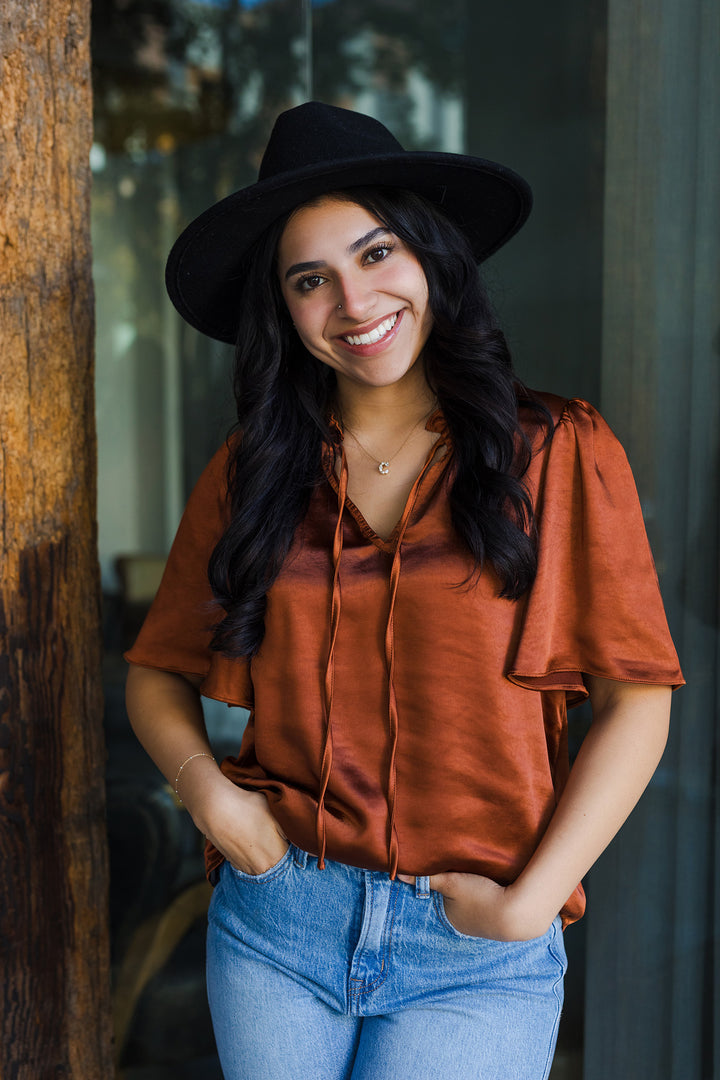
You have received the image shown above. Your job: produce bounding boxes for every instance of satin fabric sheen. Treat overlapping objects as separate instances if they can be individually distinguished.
[125,393,683,926]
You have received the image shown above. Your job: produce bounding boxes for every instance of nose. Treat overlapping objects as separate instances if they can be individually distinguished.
[335,271,375,321]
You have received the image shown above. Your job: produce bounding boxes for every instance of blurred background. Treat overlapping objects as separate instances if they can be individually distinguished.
[90,1,719,1077]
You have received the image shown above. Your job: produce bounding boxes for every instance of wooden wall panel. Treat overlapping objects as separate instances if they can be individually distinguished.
[0,2,113,1076]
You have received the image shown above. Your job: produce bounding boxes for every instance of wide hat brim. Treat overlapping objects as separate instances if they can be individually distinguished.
[165,111,532,344]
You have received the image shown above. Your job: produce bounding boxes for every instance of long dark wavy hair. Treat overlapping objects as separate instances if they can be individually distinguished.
[207,186,552,658]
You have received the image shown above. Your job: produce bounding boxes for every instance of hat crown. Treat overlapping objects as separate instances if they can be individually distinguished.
[258,102,404,181]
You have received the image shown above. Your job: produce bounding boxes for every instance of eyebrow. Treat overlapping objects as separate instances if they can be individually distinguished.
[283,226,390,280]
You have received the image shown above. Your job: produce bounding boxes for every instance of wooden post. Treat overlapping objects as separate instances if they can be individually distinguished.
[0,2,113,1077]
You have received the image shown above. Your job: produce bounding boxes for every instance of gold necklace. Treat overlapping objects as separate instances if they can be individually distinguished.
[342,408,435,475]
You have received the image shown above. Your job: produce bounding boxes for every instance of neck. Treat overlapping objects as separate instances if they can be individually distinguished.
[335,372,436,436]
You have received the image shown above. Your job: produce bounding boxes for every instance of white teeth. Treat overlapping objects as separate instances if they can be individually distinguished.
[344,313,398,346]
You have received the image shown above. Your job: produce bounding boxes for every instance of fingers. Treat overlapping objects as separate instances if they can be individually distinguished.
[221,835,289,876]
[203,787,290,875]
[428,872,455,894]
[396,872,456,894]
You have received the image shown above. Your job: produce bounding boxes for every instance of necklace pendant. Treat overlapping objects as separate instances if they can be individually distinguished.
[378,461,390,475]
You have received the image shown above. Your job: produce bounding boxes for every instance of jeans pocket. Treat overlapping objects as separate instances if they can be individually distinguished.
[226,843,294,883]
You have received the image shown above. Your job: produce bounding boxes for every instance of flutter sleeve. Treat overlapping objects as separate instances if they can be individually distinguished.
[124,442,253,708]
[508,398,684,705]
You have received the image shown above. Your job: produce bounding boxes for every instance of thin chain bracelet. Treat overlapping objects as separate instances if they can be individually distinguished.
[174,752,216,803]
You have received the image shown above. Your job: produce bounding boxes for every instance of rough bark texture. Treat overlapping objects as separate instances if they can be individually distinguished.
[0,2,113,1077]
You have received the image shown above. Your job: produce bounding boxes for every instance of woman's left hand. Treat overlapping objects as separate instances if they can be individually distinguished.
[398,681,673,943]
[397,872,554,942]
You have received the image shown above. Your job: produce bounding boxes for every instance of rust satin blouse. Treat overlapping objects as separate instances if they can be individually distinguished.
[125,394,683,925]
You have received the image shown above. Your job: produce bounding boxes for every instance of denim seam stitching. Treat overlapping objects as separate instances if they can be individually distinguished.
[348,874,376,1000]
[292,845,308,869]
[348,883,400,998]
[539,921,566,1080]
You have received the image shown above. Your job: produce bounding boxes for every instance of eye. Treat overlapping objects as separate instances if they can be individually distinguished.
[295,273,327,292]
[364,242,394,264]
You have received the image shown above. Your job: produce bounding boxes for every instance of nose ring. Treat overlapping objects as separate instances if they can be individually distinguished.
[337,303,343,310]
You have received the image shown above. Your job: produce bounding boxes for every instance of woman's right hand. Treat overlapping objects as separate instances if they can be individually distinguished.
[183,761,289,876]
[125,667,288,875]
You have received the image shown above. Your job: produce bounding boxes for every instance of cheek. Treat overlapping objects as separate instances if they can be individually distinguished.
[387,262,430,311]
[283,304,335,365]
[293,314,324,348]
[409,275,431,327]
[282,293,326,340]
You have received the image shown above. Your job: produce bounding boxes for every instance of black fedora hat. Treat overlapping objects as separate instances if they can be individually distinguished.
[165,101,532,344]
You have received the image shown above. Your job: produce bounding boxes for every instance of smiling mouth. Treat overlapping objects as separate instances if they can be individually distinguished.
[342,313,399,346]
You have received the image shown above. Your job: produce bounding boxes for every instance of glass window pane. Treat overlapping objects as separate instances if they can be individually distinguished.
[94,3,715,1077]
[93,3,307,1075]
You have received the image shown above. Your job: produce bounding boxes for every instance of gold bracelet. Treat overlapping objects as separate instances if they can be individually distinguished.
[174,752,216,803]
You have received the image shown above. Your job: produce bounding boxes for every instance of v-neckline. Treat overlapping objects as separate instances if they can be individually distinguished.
[323,430,450,553]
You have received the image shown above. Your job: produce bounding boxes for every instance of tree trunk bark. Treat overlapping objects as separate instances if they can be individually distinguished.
[0,2,113,1077]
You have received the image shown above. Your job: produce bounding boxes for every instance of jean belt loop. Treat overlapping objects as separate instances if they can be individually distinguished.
[415,875,431,899]
[292,846,308,870]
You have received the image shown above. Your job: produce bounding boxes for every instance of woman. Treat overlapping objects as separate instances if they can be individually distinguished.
[125,102,683,1079]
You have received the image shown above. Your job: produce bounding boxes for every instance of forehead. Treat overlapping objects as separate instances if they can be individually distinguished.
[277,197,385,265]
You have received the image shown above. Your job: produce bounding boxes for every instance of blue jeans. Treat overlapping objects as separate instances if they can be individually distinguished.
[206,846,567,1080]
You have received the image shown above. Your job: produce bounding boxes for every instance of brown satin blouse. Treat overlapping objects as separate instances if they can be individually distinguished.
[125,393,684,925]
